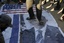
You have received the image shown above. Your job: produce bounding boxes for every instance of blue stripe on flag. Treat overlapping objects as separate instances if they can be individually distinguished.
[10,15,19,43]
[3,4,21,10]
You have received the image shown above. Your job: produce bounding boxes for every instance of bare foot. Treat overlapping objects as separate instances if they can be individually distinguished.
[46,4,52,9]
[57,8,63,14]
[50,8,54,11]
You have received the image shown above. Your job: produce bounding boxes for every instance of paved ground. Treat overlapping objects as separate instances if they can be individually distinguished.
[0,2,64,32]
[43,2,64,32]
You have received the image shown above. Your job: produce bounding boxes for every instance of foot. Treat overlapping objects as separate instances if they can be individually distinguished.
[60,17,63,21]
[18,2,23,5]
[26,17,35,20]
[60,16,64,21]
[39,21,45,25]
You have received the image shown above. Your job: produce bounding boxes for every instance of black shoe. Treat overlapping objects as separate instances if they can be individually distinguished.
[18,2,23,5]
[26,17,35,20]
[39,21,45,25]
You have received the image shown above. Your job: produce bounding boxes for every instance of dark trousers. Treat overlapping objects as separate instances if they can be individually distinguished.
[7,0,10,3]
[62,8,64,14]
[0,32,5,43]
[26,0,42,21]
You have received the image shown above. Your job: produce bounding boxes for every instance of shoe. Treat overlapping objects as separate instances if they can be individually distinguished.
[39,21,44,25]
[26,17,35,20]
[18,2,23,5]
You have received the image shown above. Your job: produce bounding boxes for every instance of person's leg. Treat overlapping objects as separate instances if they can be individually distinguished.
[62,8,64,14]
[6,0,10,4]
[54,1,61,10]
[35,0,42,21]
[18,0,23,5]
[26,0,35,20]
[46,0,54,9]
[44,0,46,4]
[41,0,46,5]
[60,8,64,21]
[35,0,44,25]
[60,14,64,21]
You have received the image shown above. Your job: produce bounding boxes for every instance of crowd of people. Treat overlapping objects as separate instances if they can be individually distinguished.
[42,0,64,21]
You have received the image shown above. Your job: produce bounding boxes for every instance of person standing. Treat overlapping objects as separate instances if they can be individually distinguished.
[26,0,44,25]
